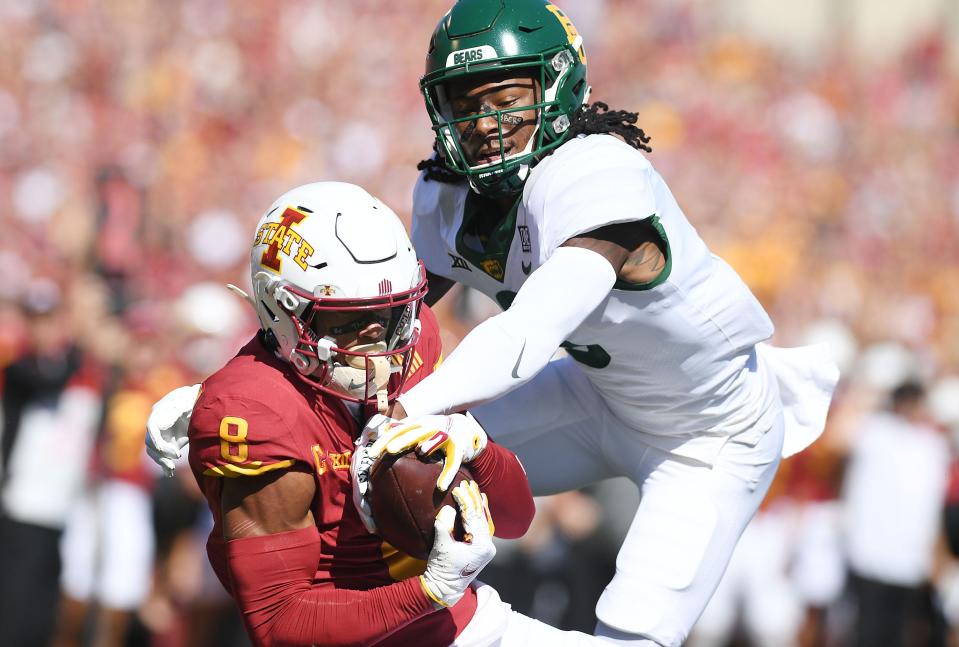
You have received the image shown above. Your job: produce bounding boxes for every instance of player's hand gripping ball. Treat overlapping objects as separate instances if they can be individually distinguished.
[369,413,488,491]
[368,448,475,560]
[352,414,490,559]
[419,480,497,608]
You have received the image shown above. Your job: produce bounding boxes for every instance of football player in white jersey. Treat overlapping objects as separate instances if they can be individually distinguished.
[376,1,838,645]
[146,1,838,645]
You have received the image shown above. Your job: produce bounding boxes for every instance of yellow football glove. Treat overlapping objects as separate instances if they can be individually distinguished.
[368,413,488,491]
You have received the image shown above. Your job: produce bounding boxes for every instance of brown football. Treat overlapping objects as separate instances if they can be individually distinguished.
[368,451,471,560]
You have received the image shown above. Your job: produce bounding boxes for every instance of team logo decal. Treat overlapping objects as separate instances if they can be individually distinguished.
[480,258,505,281]
[446,45,498,67]
[255,206,315,271]
[518,226,531,253]
[449,253,472,271]
[311,444,353,476]
[330,451,352,471]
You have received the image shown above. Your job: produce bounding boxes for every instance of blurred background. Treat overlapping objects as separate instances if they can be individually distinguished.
[0,0,958,645]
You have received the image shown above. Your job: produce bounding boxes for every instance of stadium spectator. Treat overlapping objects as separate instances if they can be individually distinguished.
[0,280,104,646]
[52,310,186,647]
[842,380,950,647]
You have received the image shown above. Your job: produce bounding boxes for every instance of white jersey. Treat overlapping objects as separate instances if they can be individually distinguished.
[412,134,777,460]
[843,412,949,585]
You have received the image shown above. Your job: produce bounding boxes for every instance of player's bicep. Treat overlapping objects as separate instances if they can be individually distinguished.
[561,218,667,286]
[221,467,316,539]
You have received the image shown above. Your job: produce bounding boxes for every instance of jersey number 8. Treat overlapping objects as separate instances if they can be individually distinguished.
[219,416,249,463]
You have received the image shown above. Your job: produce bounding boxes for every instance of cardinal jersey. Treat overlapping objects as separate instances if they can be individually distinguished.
[187,305,477,645]
[412,134,778,462]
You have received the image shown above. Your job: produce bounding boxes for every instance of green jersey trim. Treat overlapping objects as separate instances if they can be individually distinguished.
[454,193,521,283]
[613,215,672,291]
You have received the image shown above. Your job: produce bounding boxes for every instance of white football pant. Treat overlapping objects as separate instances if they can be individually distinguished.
[453,582,615,646]
[471,355,784,647]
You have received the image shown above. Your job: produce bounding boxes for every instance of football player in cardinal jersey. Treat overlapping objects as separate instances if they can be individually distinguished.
[147,2,840,645]
[160,181,614,647]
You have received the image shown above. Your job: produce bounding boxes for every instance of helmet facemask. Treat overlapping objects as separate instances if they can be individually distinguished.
[269,268,427,413]
[422,37,589,197]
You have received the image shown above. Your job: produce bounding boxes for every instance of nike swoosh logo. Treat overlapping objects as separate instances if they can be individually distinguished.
[347,379,367,390]
[521,261,531,275]
[460,565,478,577]
[511,341,526,379]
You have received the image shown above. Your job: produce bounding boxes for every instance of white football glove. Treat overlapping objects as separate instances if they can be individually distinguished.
[351,413,403,534]
[419,480,496,609]
[144,384,201,477]
[369,413,488,491]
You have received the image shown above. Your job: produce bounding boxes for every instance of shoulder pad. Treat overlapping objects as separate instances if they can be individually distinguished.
[188,392,304,479]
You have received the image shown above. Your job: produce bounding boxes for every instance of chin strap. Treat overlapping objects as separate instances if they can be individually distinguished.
[376,391,389,413]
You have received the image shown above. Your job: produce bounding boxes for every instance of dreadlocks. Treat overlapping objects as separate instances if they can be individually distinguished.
[416,142,466,184]
[417,102,652,184]
[566,102,652,153]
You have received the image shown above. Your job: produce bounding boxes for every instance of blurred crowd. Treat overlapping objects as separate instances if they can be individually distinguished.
[0,0,957,645]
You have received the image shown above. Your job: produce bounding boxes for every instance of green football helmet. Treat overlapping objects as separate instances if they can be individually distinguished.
[421,0,590,197]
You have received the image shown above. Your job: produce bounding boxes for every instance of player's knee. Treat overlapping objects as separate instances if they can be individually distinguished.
[596,581,696,647]
[594,619,685,647]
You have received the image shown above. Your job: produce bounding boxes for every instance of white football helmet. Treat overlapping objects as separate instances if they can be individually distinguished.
[247,182,427,411]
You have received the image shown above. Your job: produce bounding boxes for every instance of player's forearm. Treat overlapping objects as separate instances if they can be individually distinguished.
[469,441,535,538]
[399,246,616,417]
[225,526,433,647]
